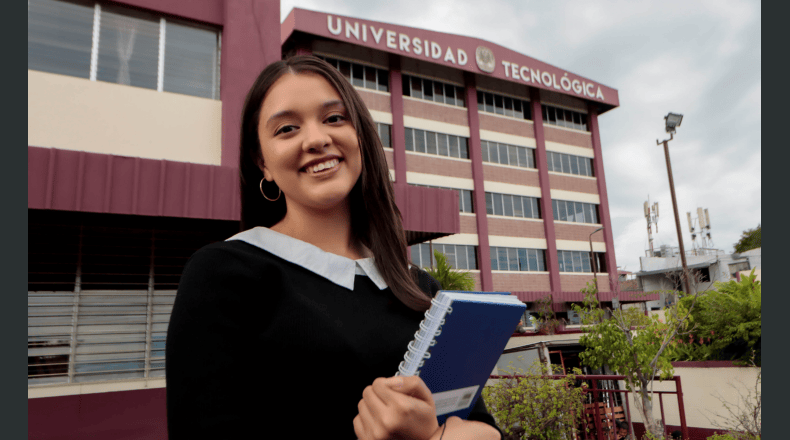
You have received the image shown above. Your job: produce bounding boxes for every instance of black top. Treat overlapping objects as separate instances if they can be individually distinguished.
[166,236,503,439]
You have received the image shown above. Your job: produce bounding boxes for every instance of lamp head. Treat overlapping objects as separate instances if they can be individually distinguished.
[664,112,683,133]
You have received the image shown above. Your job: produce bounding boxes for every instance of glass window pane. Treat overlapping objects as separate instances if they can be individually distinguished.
[508,145,519,167]
[568,155,578,175]
[494,94,504,114]
[518,248,528,271]
[564,110,574,127]
[591,205,599,224]
[503,195,513,217]
[449,135,460,158]
[351,63,364,87]
[575,202,585,223]
[517,147,528,168]
[499,144,509,165]
[378,69,389,92]
[456,86,465,107]
[463,190,473,214]
[411,76,423,99]
[573,252,582,272]
[468,246,478,270]
[456,245,468,270]
[547,106,557,124]
[565,202,576,222]
[423,78,433,100]
[504,97,513,117]
[433,82,444,103]
[28,0,96,79]
[553,152,563,172]
[513,196,523,217]
[561,154,572,174]
[445,245,456,268]
[582,252,591,273]
[534,198,541,219]
[415,129,426,153]
[489,142,499,163]
[557,250,565,272]
[402,74,411,96]
[490,247,498,270]
[97,9,160,90]
[420,244,430,269]
[537,250,546,271]
[582,204,592,224]
[513,99,523,119]
[437,133,449,156]
[522,197,532,218]
[480,141,489,162]
[564,251,574,273]
[581,114,588,131]
[528,249,539,271]
[459,138,469,159]
[485,193,493,215]
[578,157,588,176]
[411,245,420,266]
[477,90,483,110]
[379,124,391,149]
[493,193,503,216]
[587,158,595,177]
[485,93,494,113]
[558,201,567,221]
[552,200,559,220]
[527,148,535,168]
[508,248,519,271]
[426,131,437,155]
[442,83,455,106]
[498,248,509,271]
[543,105,549,122]
[547,151,555,171]
[339,60,351,81]
[361,65,374,89]
[405,128,414,151]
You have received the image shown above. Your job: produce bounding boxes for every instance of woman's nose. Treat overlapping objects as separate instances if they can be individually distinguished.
[302,121,331,152]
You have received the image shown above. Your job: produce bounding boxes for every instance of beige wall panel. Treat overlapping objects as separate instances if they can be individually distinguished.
[28,70,222,165]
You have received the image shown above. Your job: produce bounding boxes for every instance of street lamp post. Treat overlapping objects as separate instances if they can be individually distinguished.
[656,112,692,296]
[589,227,604,292]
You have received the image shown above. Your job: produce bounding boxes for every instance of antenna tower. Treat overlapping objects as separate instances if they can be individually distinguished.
[644,197,659,256]
[687,207,713,253]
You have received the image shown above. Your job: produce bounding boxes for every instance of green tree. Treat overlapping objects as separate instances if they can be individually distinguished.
[734,224,760,253]
[572,282,700,439]
[482,359,587,440]
[425,250,476,291]
[669,270,761,366]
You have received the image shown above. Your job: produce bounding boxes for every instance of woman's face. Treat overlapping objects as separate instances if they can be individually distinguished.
[257,72,362,214]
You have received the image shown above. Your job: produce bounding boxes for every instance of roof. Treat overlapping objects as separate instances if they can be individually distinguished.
[636,261,715,277]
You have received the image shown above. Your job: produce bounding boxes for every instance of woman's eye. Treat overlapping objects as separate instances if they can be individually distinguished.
[275,125,296,135]
[326,114,346,124]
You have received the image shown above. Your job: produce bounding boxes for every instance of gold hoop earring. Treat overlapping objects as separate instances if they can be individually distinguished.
[260,178,282,201]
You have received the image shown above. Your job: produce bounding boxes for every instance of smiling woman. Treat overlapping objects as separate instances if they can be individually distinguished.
[164,55,504,440]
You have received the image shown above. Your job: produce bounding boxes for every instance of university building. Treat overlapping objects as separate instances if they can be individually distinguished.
[27,0,655,437]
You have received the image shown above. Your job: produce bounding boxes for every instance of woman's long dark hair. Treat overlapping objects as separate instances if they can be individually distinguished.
[239,55,431,312]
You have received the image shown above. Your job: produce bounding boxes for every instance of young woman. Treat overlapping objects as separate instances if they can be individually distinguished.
[165,55,503,440]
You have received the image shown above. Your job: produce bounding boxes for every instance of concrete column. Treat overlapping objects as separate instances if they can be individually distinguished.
[388,55,407,185]
[588,104,618,293]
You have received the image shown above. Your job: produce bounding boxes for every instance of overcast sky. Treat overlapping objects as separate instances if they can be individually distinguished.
[280,0,762,274]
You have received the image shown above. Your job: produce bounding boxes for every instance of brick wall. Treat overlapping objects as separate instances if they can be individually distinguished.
[460,215,478,234]
[492,272,551,292]
[554,223,606,242]
[543,125,593,149]
[559,274,607,292]
[358,88,391,113]
[405,153,473,179]
[384,149,394,170]
[478,113,535,138]
[403,98,468,126]
[548,173,599,194]
[482,164,541,187]
[487,217,545,238]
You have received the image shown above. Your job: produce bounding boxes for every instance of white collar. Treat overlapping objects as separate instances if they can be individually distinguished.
[226,227,388,291]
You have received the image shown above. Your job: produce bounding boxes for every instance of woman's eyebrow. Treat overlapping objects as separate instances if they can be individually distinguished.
[265,100,346,128]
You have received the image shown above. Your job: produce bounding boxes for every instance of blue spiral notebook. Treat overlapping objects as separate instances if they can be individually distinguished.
[396,291,526,425]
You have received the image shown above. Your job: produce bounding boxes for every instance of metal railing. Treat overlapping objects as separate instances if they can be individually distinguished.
[488,373,688,440]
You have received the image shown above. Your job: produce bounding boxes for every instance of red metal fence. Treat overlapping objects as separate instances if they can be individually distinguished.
[488,374,688,440]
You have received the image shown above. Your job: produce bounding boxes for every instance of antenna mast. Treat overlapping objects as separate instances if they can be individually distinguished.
[645,197,659,256]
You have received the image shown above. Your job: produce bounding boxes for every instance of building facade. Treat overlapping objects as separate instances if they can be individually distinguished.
[28,1,652,438]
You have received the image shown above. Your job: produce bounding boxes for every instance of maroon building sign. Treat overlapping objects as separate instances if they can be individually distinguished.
[282,8,620,109]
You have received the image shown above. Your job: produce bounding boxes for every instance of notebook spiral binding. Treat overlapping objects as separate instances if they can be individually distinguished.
[396,296,453,377]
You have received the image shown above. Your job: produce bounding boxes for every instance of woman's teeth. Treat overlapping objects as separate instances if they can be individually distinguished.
[310,158,339,173]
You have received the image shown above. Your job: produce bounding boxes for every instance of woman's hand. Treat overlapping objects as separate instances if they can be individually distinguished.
[353,376,441,440]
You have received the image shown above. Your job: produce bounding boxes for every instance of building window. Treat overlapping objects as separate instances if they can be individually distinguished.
[477,90,532,120]
[552,200,599,224]
[490,247,546,272]
[411,243,478,270]
[319,55,389,92]
[542,104,588,131]
[481,140,536,168]
[411,184,474,213]
[28,0,221,99]
[547,151,594,177]
[376,123,391,149]
[402,74,465,107]
[405,127,469,159]
[557,250,607,273]
[485,192,541,219]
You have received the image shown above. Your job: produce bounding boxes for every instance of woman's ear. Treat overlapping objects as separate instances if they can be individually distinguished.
[257,157,271,182]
